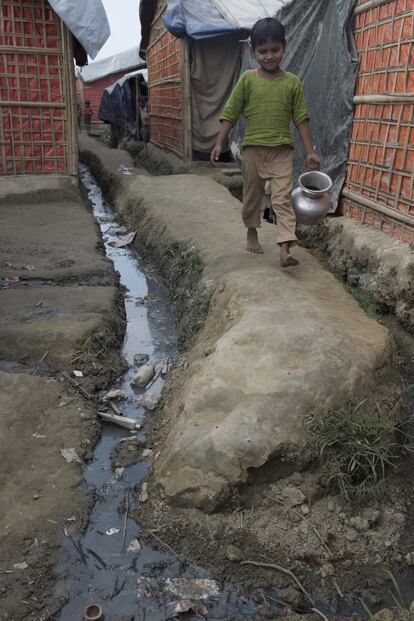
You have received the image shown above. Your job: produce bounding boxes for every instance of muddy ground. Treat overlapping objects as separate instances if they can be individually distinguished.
[0,184,124,620]
[79,136,414,620]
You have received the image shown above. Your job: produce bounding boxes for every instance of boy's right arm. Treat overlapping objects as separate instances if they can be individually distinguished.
[211,121,233,164]
[211,74,246,165]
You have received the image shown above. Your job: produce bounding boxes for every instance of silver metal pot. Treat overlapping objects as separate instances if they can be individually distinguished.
[291,170,333,225]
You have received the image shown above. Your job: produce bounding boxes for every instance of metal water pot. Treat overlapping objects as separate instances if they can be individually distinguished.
[291,171,333,225]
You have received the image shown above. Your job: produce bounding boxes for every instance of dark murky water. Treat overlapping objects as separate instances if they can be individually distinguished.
[55,166,278,620]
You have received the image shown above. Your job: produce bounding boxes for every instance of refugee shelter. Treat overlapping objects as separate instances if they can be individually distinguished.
[0,0,109,176]
[98,69,148,145]
[141,0,414,244]
[77,48,147,132]
[139,0,286,160]
[340,0,414,244]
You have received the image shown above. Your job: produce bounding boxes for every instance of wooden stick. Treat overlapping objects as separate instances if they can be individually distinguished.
[146,529,184,563]
[62,372,92,400]
[145,367,161,389]
[122,490,129,552]
[240,560,314,605]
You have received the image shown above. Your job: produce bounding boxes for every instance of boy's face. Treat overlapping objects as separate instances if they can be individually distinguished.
[253,39,285,74]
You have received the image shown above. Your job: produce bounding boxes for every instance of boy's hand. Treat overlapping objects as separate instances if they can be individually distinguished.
[306,153,322,171]
[210,144,223,166]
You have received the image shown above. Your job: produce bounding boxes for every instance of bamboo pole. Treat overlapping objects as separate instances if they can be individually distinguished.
[1,101,66,108]
[354,0,394,14]
[181,37,192,162]
[353,94,414,104]
[341,187,414,228]
[61,22,78,176]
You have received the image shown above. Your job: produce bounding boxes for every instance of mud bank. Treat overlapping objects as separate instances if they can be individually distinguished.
[79,136,397,507]
[0,181,124,620]
[300,217,414,332]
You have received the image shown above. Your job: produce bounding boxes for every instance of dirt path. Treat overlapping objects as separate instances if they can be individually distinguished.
[0,179,123,620]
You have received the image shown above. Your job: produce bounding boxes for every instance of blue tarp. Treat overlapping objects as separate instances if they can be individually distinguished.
[164,0,282,39]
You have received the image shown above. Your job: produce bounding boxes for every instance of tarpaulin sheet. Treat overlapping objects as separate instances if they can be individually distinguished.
[79,48,146,84]
[164,0,287,39]
[99,70,147,127]
[230,0,358,210]
[48,0,110,60]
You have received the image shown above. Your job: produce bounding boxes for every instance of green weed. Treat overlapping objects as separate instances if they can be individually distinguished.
[349,288,382,318]
[361,570,411,620]
[306,400,403,503]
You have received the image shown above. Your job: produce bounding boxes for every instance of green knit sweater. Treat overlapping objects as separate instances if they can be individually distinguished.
[220,70,309,148]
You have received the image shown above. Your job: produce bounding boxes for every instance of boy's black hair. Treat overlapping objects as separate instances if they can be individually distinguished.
[250,17,286,49]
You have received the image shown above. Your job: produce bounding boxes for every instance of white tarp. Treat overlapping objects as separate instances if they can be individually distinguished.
[213,0,289,28]
[164,0,293,39]
[48,0,110,60]
[79,48,147,83]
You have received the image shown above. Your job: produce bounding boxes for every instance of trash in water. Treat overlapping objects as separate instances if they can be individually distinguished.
[131,363,155,387]
[73,370,83,378]
[139,482,149,503]
[84,603,104,621]
[165,599,208,619]
[133,353,150,367]
[136,392,160,411]
[105,224,127,235]
[60,448,82,464]
[109,231,136,247]
[98,411,141,431]
[102,389,126,401]
[137,577,220,601]
[117,164,133,176]
[105,528,120,536]
[13,562,28,570]
[127,538,141,553]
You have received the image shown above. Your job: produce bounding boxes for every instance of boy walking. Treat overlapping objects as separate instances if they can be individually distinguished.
[211,18,321,267]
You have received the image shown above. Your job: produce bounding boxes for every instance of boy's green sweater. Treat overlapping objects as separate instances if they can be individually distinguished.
[220,70,309,148]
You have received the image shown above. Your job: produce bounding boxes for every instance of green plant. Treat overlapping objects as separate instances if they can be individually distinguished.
[306,400,403,502]
[350,288,381,318]
[361,570,411,620]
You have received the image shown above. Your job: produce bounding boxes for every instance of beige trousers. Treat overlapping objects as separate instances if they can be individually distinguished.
[242,145,297,245]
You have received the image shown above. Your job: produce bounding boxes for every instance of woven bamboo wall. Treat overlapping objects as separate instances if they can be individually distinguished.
[147,0,184,157]
[341,0,414,244]
[0,0,77,176]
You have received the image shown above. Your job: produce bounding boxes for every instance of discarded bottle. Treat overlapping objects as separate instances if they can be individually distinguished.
[131,363,155,387]
[98,411,140,431]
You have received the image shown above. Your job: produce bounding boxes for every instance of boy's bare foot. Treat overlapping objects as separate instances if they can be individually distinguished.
[280,243,299,267]
[246,228,264,254]
[280,254,299,267]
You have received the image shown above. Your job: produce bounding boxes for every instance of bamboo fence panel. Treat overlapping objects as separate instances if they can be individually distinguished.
[0,0,75,175]
[342,0,414,244]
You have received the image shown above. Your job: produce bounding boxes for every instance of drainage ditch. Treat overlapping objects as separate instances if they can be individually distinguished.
[54,165,286,620]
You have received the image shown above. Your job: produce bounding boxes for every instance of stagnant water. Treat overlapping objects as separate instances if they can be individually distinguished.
[54,165,409,620]
[55,165,284,620]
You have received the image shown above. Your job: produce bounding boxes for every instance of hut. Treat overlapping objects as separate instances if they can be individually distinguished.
[340,0,414,244]
[140,0,414,244]
[0,0,109,176]
[77,48,147,133]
